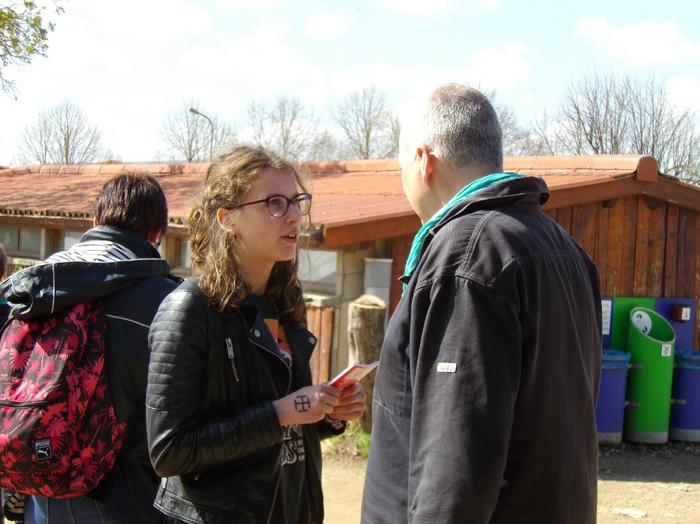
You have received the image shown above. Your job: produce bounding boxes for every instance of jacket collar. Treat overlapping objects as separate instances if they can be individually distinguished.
[238,298,316,364]
[1,228,170,319]
[398,176,550,285]
[82,225,162,259]
[433,175,549,233]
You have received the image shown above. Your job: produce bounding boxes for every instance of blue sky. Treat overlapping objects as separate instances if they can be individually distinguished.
[1,0,698,165]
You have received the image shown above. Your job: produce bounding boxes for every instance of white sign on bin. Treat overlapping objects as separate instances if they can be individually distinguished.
[661,343,672,357]
[601,299,612,336]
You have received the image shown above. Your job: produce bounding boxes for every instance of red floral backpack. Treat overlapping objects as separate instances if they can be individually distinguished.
[0,300,126,498]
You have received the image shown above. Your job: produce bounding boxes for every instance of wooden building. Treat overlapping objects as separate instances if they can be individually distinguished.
[2,154,699,374]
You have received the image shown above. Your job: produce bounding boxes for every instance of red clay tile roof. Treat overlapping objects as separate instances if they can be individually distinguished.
[1,155,698,247]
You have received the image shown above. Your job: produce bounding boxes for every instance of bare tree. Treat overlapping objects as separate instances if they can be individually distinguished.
[161,100,235,162]
[20,99,104,164]
[246,95,315,160]
[387,113,401,159]
[528,111,558,156]
[332,86,398,159]
[305,129,340,161]
[534,75,700,182]
[626,77,700,181]
[559,75,631,154]
[247,101,268,148]
[487,92,540,157]
[20,110,53,163]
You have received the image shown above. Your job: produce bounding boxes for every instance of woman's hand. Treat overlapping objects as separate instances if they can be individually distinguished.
[329,383,367,421]
[273,384,341,426]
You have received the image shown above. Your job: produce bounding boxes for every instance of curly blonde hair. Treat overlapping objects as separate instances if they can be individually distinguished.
[187,145,308,323]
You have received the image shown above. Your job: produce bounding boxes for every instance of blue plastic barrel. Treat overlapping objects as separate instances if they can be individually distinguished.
[596,350,631,444]
[670,350,700,442]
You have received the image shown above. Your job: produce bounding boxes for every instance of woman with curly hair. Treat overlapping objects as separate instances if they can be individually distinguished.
[146,145,365,524]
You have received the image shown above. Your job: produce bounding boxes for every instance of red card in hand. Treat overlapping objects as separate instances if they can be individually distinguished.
[329,361,379,389]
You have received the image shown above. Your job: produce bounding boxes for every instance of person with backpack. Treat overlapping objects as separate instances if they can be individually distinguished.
[0,173,179,524]
[0,242,8,325]
[146,145,367,524]
[0,243,21,524]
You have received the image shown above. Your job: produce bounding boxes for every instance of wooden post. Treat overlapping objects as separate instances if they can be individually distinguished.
[348,294,386,433]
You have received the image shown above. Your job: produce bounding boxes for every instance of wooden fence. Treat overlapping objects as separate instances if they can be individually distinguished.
[306,305,334,383]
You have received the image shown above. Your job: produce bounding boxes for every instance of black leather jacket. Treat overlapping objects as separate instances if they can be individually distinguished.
[146,278,342,524]
[0,302,9,328]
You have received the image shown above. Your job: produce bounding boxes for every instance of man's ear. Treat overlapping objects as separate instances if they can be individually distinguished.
[418,146,436,186]
[92,217,98,227]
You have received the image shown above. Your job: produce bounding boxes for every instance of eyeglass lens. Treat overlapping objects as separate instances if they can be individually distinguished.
[267,195,311,217]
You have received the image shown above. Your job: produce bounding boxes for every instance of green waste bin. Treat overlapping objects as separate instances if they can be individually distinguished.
[624,307,676,444]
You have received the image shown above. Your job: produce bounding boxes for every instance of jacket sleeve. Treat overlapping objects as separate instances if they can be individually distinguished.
[317,417,346,440]
[146,289,283,477]
[407,275,520,524]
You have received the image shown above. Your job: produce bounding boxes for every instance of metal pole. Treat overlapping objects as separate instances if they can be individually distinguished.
[188,107,215,160]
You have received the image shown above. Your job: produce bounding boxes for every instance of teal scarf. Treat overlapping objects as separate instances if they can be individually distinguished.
[402,172,523,288]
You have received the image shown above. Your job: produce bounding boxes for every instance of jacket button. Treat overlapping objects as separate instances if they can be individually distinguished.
[309,336,316,344]
[254,330,261,337]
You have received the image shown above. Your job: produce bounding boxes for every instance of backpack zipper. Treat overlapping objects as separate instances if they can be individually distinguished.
[0,399,49,408]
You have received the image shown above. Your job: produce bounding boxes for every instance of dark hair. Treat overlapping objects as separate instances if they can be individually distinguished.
[0,243,6,279]
[93,173,168,240]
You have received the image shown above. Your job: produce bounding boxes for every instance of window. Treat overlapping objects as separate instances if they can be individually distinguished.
[178,239,192,269]
[297,249,337,294]
[58,230,84,251]
[0,227,41,257]
[0,228,18,251]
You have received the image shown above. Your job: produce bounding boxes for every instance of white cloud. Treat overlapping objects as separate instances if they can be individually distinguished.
[0,1,531,166]
[377,0,498,16]
[324,41,532,138]
[305,9,356,39]
[574,18,700,67]
[328,42,530,96]
[0,0,329,164]
[0,0,219,164]
[666,75,700,112]
[180,19,318,101]
[465,42,531,90]
[215,0,285,9]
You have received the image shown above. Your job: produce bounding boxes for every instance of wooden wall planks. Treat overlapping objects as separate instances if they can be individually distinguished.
[383,195,700,348]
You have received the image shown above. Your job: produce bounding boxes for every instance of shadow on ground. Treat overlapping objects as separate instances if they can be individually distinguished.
[598,442,700,483]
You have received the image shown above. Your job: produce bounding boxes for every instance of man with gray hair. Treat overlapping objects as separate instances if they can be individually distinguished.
[362,84,601,523]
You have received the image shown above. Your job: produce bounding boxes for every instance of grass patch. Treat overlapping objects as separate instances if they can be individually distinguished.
[324,422,371,458]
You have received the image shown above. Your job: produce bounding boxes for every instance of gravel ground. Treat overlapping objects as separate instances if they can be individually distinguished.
[323,442,700,523]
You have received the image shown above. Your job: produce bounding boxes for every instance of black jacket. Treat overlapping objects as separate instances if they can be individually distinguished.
[362,177,602,524]
[146,278,342,524]
[0,302,9,328]
[1,226,179,523]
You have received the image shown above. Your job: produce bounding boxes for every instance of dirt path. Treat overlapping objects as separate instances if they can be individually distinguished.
[322,443,700,523]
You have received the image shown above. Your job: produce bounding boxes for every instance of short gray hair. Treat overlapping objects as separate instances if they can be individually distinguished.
[402,84,503,171]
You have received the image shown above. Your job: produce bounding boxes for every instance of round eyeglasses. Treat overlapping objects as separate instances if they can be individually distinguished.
[229,192,312,218]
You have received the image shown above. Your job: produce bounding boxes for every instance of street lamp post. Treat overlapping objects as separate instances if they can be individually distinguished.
[188,107,215,161]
